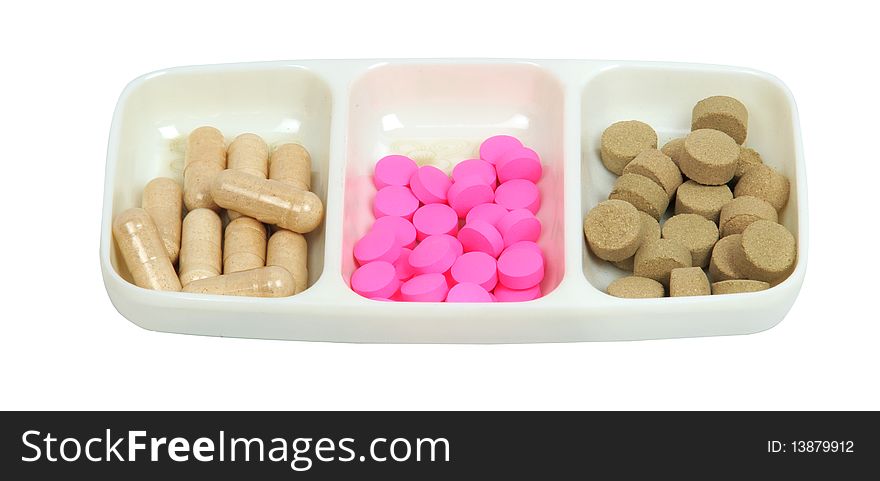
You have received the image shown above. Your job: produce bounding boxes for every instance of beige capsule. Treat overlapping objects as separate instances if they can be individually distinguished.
[227,133,269,220]
[178,208,223,286]
[674,180,733,223]
[112,208,181,291]
[680,129,739,185]
[184,126,227,211]
[211,170,324,234]
[267,229,308,294]
[607,276,665,299]
[692,96,748,145]
[633,238,692,286]
[719,195,778,237]
[608,173,669,220]
[669,267,711,297]
[600,120,657,175]
[224,217,267,274]
[141,177,183,263]
[270,143,312,192]
[183,266,295,297]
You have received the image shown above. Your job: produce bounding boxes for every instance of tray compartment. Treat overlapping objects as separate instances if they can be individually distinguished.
[105,65,333,290]
[580,64,804,293]
[341,62,566,297]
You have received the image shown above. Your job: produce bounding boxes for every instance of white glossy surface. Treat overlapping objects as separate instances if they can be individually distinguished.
[101,59,808,343]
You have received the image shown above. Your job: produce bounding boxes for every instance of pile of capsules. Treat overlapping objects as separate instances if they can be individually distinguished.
[350,135,546,302]
[112,126,323,297]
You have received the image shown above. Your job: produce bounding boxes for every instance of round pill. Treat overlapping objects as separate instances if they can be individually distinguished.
[675,180,733,223]
[709,234,747,282]
[373,185,419,220]
[409,165,452,204]
[497,247,544,290]
[669,267,711,297]
[612,211,661,271]
[447,176,495,218]
[494,179,540,214]
[458,219,504,257]
[733,164,790,212]
[412,203,459,240]
[408,234,458,274]
[351,261,400,299]
[608,173,669,220]
[622,148,683,198]
[633,238,692,286]
[446,234,464,257]
[734,147,763,181]
[718,195,778,237]
[503,241,542,256]
[680,129,739,185]
[692,96,748,145]
[372,215,417,248]
[600,120,658,175]
[711,279,769,295]
[450,251,498,291]
[373,154,418,189]
[497,208,541,247]
[353,228,401,266]
[495,147,542,183]
[583,199,643,262]
[452,158,497,187]
[393,247,415,281]
[446,282,494,302]
[606,276,665,299]
[739,220,796,283]
[466,202,509,227]
[493,283,541,302]
[400,273,449,302]
[479,135,523,165]
[661,213,719,268]
[661,137,685,168]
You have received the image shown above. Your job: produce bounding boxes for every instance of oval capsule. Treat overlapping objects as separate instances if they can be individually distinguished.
[112,208,181,291]
[141,177,183,263]
[178,208,222,286]
[184,126,226,211]
[182,266,295,297]
[224,217,267,274]
[266,229,308,293]
[269,143,311,191]
[211,170,324,234]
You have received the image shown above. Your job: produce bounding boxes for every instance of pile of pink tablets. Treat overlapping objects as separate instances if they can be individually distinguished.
[350,135,546,302]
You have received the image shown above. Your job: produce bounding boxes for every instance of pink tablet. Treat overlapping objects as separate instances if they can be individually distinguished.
[495,146,542,183]
[496,208,541,247]
[412,203,459,241]
[452,158,497,187]
[351,261,400,299]
[457,219,504,258]
[493,284,541,302]
[465,202,509,227]
[450,251,498,291]
[374,155,418,189]
[479,135,523,165]
[353,228,402,265]
[409,165,451,205]
[447,176,495,218]
[372,215,417,249]
[408,234,459,275]
[446,282,494,302]
[400,273,449,302]
[494,179,540,214]
[373,185,419,220]
[497,246,544,290]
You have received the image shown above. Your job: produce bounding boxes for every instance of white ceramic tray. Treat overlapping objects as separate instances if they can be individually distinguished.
[100,59,807,342]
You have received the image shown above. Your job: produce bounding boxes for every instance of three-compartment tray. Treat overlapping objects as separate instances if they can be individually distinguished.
[100,59,807,342]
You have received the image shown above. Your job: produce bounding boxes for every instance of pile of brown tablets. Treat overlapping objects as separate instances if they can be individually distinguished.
[585,96,796,298]
[112,127,324,297]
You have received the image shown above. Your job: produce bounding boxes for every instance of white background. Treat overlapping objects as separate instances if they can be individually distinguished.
[1,0,877,410]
